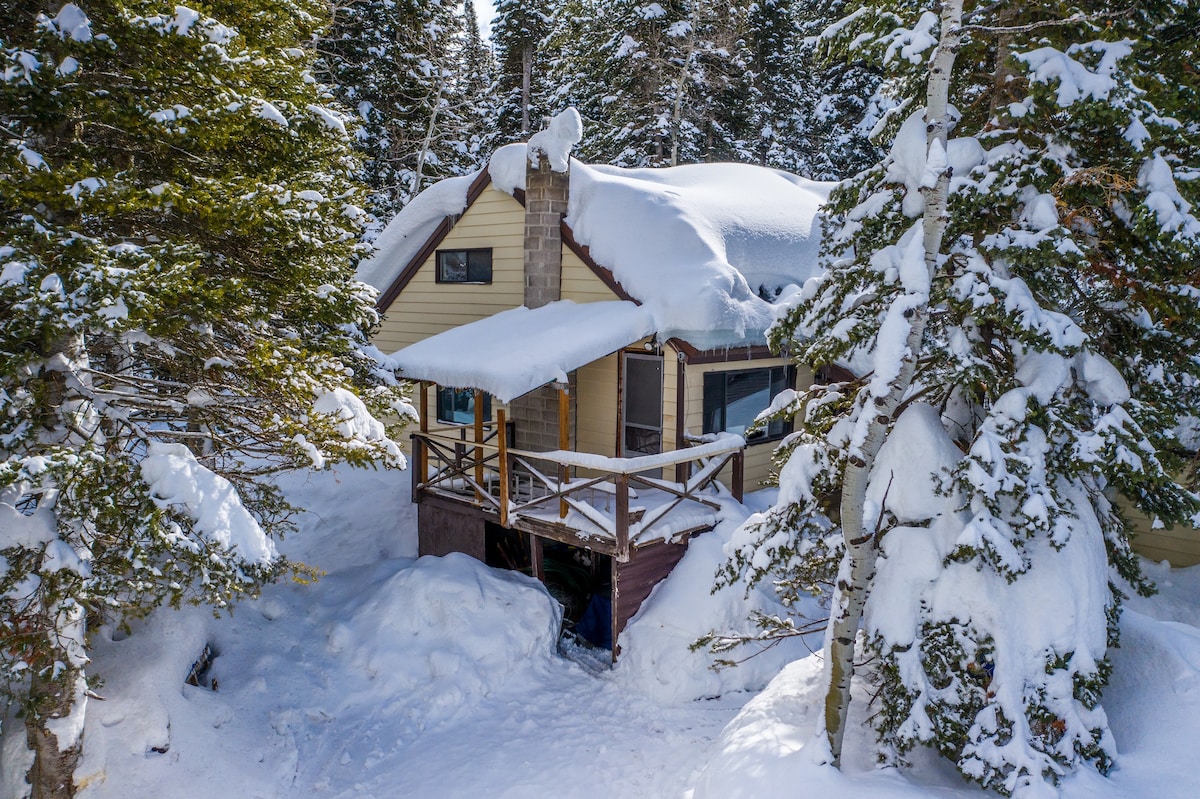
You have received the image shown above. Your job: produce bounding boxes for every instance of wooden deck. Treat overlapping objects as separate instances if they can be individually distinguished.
[410,418,745,561]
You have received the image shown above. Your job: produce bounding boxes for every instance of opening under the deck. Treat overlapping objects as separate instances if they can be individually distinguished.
[542,542,613,651]
[484,521,532,574]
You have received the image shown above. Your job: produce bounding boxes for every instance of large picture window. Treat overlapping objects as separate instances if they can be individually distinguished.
[436,248,492,284]
[436,387,492,425]
[703,366,794,442]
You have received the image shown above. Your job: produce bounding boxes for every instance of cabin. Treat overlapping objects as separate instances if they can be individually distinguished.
[358,111,832,654]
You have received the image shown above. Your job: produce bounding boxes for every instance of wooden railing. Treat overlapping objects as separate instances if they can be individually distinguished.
[411,418,744,560]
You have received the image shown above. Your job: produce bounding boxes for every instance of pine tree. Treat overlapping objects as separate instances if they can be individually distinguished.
[319,0,471,222]
[454,0,496,175]
[724,1,1200,792]
[564,1,749,167]
[490,0,553,143]
[788,0,888,179]
[0,2,413,794]
[739,0,804,169]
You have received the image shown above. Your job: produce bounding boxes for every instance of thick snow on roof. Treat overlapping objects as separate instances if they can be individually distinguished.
[360,142,831,348]
[391,300,654,402]
[569,161,831,346]
[492,144,834,347]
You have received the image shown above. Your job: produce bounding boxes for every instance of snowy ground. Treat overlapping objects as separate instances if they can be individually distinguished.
[3,464,1198,798]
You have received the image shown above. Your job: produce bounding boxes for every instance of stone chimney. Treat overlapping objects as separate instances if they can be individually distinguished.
[523,108,581,309]
[523,154,568,309]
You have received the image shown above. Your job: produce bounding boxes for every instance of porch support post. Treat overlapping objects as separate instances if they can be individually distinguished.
[411,435,424,502]
[732,448,744,503]
[497,408,509,527]
[418,381,429,481]
[615,472,630,562]
[474,389,485,503]
[558,381,569,519]
[530,534,545,581]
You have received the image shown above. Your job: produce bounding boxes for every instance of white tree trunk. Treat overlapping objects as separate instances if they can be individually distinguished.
[410,75,446,201]
[669,4,702,167]
[821,0,965,767]
[521,42,533,135]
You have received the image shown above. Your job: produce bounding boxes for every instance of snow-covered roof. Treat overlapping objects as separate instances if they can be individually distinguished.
[390,300,655,402]
[358,143,832,349]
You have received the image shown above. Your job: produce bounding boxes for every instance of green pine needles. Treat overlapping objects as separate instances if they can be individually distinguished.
[1,2,412,794]
[724,1,1200,793]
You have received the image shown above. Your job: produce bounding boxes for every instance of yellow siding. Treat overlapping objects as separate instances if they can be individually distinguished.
[575,354,618,458]
[561,247,620,303]
[1124,497,1200,567]
[681,357,812,492]
[662,351,679,454]
[374,188,527,354]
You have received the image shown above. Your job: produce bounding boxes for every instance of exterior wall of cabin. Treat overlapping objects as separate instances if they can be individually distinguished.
[1125,498,1200,567]
[662,350,680,456]
[373,188,527,354]
[561,247,619,304]
[575,353,619,459]
[678,353,812,492]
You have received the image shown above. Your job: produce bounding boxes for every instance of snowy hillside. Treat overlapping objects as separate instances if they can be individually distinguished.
[0,465,1192,798]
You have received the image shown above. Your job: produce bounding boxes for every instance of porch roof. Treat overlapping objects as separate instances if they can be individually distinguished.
[390,300,655,402]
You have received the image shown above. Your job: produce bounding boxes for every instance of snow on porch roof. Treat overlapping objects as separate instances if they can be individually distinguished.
[391,300,656,403]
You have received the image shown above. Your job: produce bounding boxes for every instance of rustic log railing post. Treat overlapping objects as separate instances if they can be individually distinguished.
[473,389,485,502]
[558,382,569,519]
[418,381,429,485]
[732,448,744,503]
[615,472,630,561]
[411,435,424,502]
[497,408,510,527]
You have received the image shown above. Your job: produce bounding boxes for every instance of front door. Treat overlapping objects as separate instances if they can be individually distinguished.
[622,352,663,459]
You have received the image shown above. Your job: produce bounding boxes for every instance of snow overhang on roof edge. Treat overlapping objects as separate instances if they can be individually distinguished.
[390,300,656,403]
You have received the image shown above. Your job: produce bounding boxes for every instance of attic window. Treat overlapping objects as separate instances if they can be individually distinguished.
[436,248,492,284]
[703,366,794,442]
[437,387,492,425]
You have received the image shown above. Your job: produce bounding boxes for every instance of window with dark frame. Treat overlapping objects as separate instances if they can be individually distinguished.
[436,387,492,425]
[702,366,794,442]
[436,248,493,284]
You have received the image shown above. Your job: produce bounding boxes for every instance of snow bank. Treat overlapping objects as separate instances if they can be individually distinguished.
[694,586,1200,799]
[615,501,818,703]
[271,461,416,570]
[692,657,957,799]
[70,609,221,795]
[332,553,562,720]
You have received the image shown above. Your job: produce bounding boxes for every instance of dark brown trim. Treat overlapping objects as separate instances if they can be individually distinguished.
[815,363,856,384]
[675,340,779,364]
[375,168,495,311]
